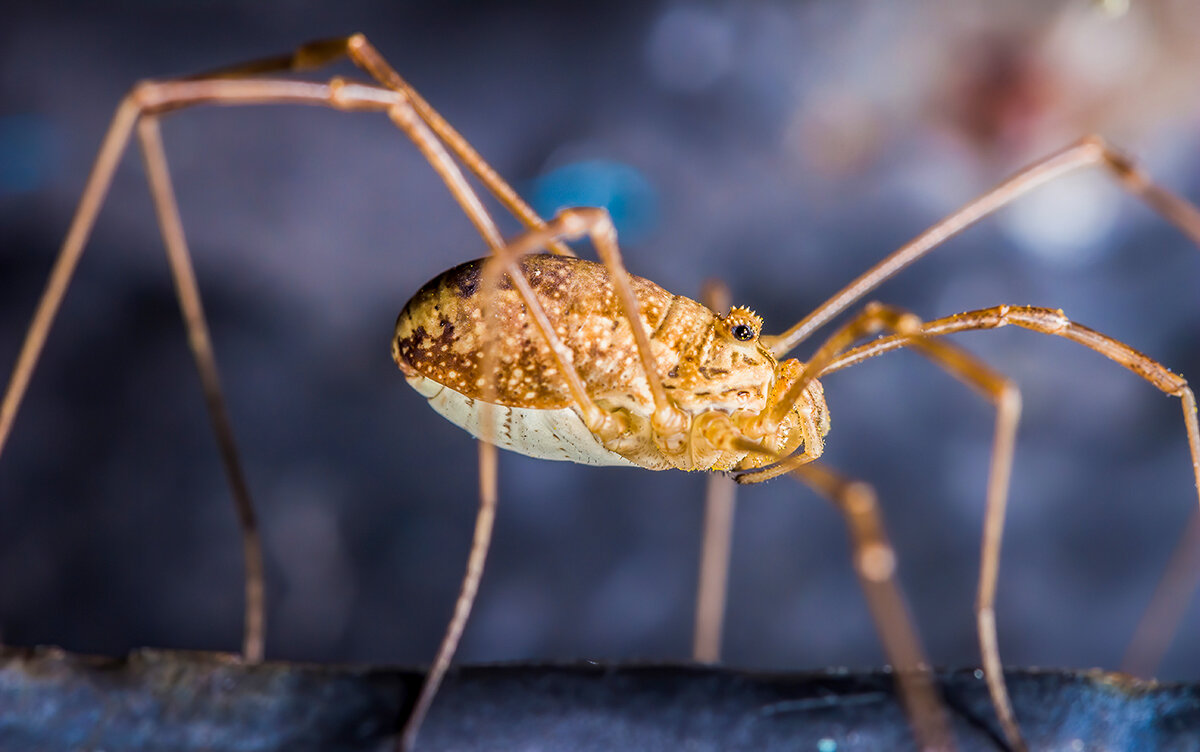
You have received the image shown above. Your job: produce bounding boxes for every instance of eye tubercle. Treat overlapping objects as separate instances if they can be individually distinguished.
[723,305,763,342]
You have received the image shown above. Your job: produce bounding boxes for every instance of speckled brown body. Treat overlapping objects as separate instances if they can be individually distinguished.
[394,255,825,471]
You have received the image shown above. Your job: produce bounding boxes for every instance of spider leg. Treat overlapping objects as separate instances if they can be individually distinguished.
[0,59,603,752]
[193,34,572,256]
[819,305,1199,499]
[0,72,493,666]
[768,135,1200,358]
[694,473,736,664]
[1123,511,1200,676]
[825,305,1200,678]
[397,439,499,752]
[0,79,396,663]
[791,460,956,752]
[761,301,927,433]
[709,410,957,751]
[745,301,1029,749]
[136,117,267,662]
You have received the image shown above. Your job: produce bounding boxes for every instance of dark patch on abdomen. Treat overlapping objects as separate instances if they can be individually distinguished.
[452,262,480,298]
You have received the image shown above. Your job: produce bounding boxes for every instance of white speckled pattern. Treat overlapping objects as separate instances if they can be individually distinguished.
[407,374,638,467]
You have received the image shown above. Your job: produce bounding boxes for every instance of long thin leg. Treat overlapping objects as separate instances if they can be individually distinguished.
[400,440,498,752]
[328,65,692,749]
[386,111,604,752]
[793,461,955,752]
[1123,509,1200,676]
[196,34,573,257]
[743,302,1029,749]
[854,331,1024,752]
[761,302,925,433]
[0,68,600,750]
[398,213,552,746]
[819,306,1199,483]
[0,78,425,659]
[767,135,1200,358]
[721,308,958,749]
[698,414,952,750]
[911,344,1025,752]
[0,99,139,461]
[694,474,736,664]
[137,116,265,661]
[344,36,573,258]
[0,77,406,659]
[402,202,697,749]
[0,67,581,732]
[825,305,1200,677]
[1,50,572,493]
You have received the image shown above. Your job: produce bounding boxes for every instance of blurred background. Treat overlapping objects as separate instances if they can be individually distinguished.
[2,0,1200,685]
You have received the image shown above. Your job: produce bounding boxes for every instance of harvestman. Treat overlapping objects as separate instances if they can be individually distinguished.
[2,35,1199,751]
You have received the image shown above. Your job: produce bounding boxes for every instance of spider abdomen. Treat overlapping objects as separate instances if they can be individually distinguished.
[393,255,686,410]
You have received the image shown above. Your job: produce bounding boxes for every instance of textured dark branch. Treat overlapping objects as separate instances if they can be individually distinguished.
[1,646,1197,751]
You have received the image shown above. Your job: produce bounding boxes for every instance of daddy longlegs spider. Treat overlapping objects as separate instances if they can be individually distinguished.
[2,34,1199,751]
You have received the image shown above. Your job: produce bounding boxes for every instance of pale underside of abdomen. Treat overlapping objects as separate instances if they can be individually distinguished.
[407,374,639,468]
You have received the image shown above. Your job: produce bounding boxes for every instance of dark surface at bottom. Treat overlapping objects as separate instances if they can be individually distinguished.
[1,646,1198,751]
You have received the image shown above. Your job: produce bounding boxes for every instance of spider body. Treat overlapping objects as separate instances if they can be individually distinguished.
[392,254,826,472]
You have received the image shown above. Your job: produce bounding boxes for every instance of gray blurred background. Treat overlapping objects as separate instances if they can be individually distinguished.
[2,0,1200,684]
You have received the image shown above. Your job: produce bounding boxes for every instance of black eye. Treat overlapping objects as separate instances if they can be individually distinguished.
[731,324,755,342]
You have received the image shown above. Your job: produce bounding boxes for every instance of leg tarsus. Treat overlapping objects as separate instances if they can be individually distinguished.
[1122,388,1200,676]
[1122,505,1200,676]
[694,472,736,663]
[400,439,499,752]
[136,115,266,662]
[975,383,1024,752]
[791,463,956,752]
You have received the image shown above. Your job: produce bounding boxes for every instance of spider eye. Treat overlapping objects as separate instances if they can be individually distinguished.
[724,306,762,343]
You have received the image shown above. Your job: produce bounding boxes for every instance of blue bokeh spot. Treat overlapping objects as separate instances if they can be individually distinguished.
[530,159,659,245]
[0,114,59,196]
